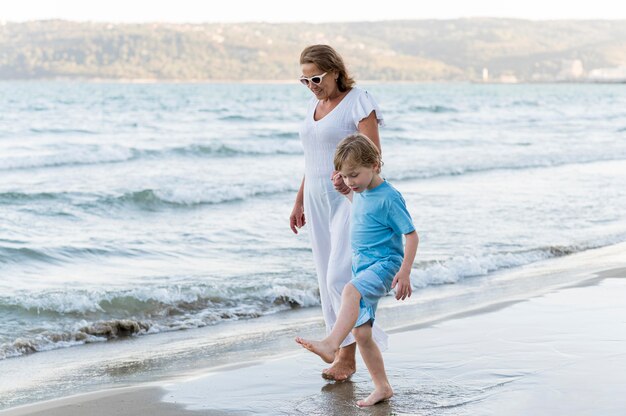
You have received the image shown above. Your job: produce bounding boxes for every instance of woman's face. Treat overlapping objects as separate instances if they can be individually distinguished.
[300,63,338,100]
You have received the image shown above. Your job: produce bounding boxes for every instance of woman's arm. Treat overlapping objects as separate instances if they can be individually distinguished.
[358,111,381,152]
[290,176,306,234]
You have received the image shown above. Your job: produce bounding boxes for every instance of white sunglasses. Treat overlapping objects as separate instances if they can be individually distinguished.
[299,72,328,86]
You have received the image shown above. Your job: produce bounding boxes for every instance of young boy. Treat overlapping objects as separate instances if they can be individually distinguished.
[296,132,418,407]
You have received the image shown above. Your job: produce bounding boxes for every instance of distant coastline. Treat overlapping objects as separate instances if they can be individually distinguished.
[2,19,626,83]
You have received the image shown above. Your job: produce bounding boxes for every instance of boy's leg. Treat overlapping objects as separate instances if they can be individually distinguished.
[296,283,361,363]
[353,324,393,406]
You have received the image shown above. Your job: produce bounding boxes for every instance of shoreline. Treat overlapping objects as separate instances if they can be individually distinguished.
[3,268,625,415]
[1,243,625,415]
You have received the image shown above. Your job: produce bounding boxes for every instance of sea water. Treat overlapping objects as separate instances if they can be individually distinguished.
[1,81,626,405]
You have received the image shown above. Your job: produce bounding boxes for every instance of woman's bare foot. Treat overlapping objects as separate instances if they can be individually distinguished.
[322,344,357,381]
[322,360,356,381]
[356,385,393,407]
[295,337,337,363]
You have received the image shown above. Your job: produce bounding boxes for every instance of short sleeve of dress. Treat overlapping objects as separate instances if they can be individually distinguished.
[351,89,385,128]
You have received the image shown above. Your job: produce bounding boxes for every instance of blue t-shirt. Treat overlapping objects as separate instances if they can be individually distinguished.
[350,180,415,279]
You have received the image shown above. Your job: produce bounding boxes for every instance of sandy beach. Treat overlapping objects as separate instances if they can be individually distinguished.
[2,244,625,416]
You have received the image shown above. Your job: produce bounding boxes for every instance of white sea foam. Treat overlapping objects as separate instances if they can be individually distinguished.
[0,280,322,359]
[410,234,626,288]
[411,250,551,288]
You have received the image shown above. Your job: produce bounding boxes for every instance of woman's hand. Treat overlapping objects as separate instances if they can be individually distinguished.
[290,201,306,234]
[331,171,351,195]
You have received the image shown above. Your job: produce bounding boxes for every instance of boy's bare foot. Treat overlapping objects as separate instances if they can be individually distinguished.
[295,337,336,363]
[356,385,393,407]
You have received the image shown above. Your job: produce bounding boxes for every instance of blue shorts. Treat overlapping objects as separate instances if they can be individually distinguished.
[350,262,399,327]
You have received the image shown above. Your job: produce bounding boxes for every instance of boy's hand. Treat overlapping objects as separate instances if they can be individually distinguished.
[391,270,412,301]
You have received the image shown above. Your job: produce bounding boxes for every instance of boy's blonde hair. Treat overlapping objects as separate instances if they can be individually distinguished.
[334,133,382,172]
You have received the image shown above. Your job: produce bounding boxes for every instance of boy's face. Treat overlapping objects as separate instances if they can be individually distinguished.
[339,163,379,193]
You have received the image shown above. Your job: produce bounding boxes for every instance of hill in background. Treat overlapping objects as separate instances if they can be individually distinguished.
[2,19,626,82]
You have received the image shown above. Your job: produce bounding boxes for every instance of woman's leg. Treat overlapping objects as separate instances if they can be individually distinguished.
[304,191,334,333]
[323,195,357,380]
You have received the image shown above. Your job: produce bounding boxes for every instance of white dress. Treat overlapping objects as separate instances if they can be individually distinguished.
[299,87,388,350]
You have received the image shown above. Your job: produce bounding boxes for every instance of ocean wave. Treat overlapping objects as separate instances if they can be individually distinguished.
[408,105,459,113]
[412,250,551,288]
[104,181,299,208]
[167,142,302,157]
[260,131,299,140]
[0,319,149,360]
[385,153,626,182]
[1,180,299,212]
[409,240,620,288]
[510,100,540,107]
[1,282,320,317]
[0,191,64,203]
[0,283,320,359]
[0,243,150,265]
[2,154,623,214]
[29,127,99,135]
[0,246,59,264]
[0,141,302,171]
[0,146,137,170]
[218,115,259,122]
[198,107,229,113]
[2,237,624,360]
[3,154,622,212]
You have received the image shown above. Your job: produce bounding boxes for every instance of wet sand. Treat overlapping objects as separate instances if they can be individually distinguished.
[2,266,625,415]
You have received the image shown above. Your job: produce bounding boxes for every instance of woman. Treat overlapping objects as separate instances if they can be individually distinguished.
[290,44,386,381]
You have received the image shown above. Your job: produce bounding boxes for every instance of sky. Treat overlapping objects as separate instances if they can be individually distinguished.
[2,0,626,23]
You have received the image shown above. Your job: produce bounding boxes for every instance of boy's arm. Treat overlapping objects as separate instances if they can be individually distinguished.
[391,230,419,300]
